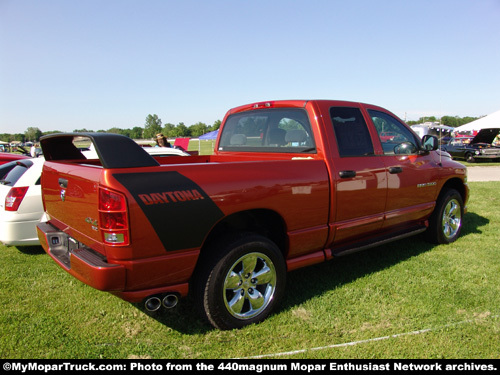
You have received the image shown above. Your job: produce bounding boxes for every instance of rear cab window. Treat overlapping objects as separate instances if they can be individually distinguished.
[218,108,316,153]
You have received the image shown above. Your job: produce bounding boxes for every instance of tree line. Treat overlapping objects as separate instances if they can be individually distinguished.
[1,115,222,143]
[406,115,481,127]
[1,114,481,144]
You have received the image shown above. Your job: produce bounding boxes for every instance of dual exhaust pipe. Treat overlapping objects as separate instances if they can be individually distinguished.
[144,294,179,312]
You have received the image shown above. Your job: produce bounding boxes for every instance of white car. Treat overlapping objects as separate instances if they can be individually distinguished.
[0,157,45,246]
[82,144,190,159]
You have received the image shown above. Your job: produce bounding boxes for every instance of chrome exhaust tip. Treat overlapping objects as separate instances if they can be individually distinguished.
[162,294,179,309]
[144,296,162,312]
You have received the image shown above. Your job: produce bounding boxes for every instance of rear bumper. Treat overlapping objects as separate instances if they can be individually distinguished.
[0,217,41,246]
[37,222,126,291]
[36,222,193,302]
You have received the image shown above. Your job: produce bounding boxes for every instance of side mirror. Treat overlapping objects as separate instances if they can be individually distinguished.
[421,135,438,151]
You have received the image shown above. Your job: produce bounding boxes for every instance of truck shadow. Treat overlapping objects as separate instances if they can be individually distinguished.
[133,211,488,334]
[283,212,487,308]
[15,245,45,255]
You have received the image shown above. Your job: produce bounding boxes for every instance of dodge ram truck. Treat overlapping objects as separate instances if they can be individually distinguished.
[37,100,469,330]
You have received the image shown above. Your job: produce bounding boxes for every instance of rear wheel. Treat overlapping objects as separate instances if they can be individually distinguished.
[426,189,464,244]
[195,234,286,330]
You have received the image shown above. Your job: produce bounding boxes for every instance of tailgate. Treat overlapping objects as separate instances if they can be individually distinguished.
[39,133,159,254]
[41,161,103,247]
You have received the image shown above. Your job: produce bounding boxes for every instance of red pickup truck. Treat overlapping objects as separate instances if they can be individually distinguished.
[37,100,468,330]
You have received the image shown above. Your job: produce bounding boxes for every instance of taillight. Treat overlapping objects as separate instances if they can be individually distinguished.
[99,188,129,245]
[252,101,275,109]
[5,186,29,211]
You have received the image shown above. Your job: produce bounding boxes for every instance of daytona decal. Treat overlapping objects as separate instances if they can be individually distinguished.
[113,171,224,251]
[138,189,204,205]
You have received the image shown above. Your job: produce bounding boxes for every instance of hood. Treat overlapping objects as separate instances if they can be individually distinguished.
[471,128,500,144]
[436,149,451,159]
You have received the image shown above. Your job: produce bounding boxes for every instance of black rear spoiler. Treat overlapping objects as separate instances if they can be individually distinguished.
[40,133,159,169]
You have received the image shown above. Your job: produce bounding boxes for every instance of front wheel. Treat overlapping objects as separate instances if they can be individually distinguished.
[195,234,286,330]
[426,189,464,244]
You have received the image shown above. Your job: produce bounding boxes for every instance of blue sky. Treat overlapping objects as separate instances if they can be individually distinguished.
[1,0,499,134]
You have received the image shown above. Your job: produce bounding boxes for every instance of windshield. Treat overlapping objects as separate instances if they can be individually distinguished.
[218,108,316,153]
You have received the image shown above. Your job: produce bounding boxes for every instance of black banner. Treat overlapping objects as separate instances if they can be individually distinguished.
[1,359,498,374]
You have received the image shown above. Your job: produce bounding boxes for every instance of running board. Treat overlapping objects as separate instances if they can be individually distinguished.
[331,227,427,257]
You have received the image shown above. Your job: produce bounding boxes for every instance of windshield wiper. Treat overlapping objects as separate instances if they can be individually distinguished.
[0,180,12,185]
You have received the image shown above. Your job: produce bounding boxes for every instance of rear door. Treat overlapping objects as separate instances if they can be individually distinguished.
[319,103,388,250]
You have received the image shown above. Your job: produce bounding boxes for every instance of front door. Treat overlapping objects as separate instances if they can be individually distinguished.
[366,108,439,229]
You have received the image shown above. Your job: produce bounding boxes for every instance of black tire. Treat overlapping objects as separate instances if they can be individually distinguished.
[465,152,475,163]
[426,188,464,244]
[195,233,286,330]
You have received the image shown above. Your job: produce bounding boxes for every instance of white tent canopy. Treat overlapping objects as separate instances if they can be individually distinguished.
[454,110,500,132]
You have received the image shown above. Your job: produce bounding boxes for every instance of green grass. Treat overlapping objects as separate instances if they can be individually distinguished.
[1,182,499,359]
[461,160,500,167]
[187,139,216,155]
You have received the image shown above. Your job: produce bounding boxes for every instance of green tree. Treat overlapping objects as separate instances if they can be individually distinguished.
[25,127,43,142]
[144,114,162,139]
[211,120,221,131]
[171,122,190,137]
[107,127,123,135]
[12,133,24,142]
[440,116,459,127]
[129,126,143,139]
[189,122,208,137]
[162,123,176,138]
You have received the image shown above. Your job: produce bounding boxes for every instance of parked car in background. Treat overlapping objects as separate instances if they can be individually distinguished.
[0,158,45,246]
[0,153,30,165]
[440,128,500,163]
[82,142,191,159]
[379,131,397,142]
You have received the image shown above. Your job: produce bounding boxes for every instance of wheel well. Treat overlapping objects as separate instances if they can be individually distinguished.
[440,178,467,203]
[201,209,288,257]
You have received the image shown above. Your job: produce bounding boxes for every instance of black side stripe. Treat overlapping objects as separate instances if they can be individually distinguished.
[113,171,224,251]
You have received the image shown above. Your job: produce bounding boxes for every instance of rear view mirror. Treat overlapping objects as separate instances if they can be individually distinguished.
[422,135,438,151]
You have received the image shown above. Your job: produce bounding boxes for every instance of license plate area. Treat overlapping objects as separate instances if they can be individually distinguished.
[46,233,79,269]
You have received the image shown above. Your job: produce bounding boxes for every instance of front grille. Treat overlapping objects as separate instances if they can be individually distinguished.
[481,148,500,155]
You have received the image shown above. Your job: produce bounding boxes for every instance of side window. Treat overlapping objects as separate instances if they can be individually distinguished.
[369,110,419,155]
[330,107,374,157]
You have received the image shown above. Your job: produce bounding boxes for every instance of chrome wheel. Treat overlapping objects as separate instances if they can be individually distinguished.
[426,188,464,244]
[223,252,277,320]
[441,198,462,240]
[197,234,285,329]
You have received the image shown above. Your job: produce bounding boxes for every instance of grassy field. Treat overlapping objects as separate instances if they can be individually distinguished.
[187,139,216,155]
[1,181,499,359]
